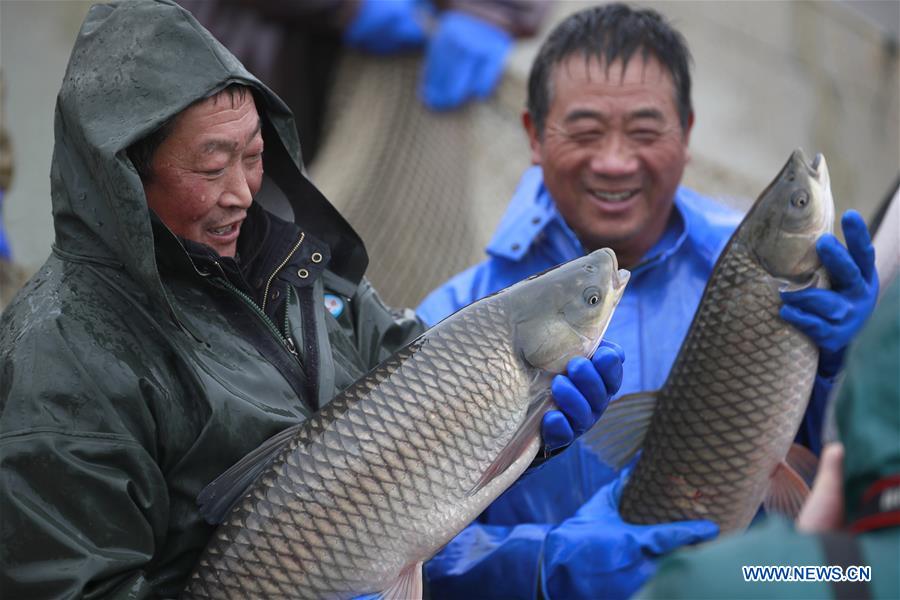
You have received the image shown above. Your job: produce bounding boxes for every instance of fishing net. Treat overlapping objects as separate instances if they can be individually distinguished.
[309,52,531,308]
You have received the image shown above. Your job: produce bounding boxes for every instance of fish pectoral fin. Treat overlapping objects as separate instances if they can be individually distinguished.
[785,443,819,487]
[196,423,301,524]
[378,561,423,600]
[467,390,552,497]
[579,390,658,469]
[763,461,811,519]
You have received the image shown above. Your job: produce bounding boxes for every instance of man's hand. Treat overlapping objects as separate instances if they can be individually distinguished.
[419,11,511,111]
[541,466,719,598]
[541,340,624,453]
[343,0,427,55]
[797,443,846,532]
[781,210,879,375]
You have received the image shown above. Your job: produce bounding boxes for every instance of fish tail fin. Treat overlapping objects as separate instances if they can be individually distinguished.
[764,449,815,519]
[468,388,552,496]
[580,391,658,469]
[378,561,424,600]
[196,424,301,524]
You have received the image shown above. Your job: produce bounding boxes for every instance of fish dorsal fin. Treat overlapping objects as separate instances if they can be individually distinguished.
[785,443,819,487]
[763,461,811,519]
[580,391,658,469]
[378,561,423,600]
[468,388,552,496]
[197,424,301,524]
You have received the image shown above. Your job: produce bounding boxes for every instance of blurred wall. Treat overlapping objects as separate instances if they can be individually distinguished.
[1,0,94,276]
[1,0,897,293]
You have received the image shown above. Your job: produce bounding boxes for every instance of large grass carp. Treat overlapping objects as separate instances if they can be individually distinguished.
[185,249,629,599]
[585,149,834,534]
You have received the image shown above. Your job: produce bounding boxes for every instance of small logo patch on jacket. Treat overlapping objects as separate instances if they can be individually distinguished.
[324,293,344,318]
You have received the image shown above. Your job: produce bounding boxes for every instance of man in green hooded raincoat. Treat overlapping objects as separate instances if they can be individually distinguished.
[0,1,420,596]
[635,277,900,599]
[0,1,627,597]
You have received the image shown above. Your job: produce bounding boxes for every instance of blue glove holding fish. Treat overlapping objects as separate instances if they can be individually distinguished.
[781,210,879,376]
[541,466,719,599]
[343,0,427,55]
[419,11,512,110]
[542,340,625,453]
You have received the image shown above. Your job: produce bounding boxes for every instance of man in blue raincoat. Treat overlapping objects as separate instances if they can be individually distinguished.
[418,4,880,598]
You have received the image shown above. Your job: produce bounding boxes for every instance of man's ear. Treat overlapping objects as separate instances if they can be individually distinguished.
[683,110,695,145]
[682,110,695,164]
[522,111,542,166]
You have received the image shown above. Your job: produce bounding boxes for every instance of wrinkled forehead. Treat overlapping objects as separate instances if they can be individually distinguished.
[174,86,257,126]
[553,51,673,86]
[160,88,263,150]
[546,51,681,120]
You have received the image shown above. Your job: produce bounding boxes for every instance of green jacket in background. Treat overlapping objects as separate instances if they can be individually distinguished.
[636,278,900,599]
[0,1,423,597]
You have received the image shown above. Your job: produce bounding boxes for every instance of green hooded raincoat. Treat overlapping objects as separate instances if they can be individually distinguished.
[0,1,423,597]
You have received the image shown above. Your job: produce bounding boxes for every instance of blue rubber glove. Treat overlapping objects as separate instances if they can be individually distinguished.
[343,0,427,55]
[541,466,720,599]
[0,189,10,260]
[542,340,624,453]
[780,210,879,376]
[419,11,511,111]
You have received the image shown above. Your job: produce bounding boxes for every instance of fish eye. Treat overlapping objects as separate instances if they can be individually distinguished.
[791,189,809,208]
[583,287,602,306]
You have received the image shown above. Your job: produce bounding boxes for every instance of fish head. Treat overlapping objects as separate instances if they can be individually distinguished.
[507,248,629,374]
[741,148,835,288]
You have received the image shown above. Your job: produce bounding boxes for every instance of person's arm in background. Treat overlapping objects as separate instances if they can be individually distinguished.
[782,211,879,455]
[426,464,719,600]
[419,0,550,110]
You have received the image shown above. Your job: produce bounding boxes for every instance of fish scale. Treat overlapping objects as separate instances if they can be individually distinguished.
[187,300,546,598]
[620,231,819,532]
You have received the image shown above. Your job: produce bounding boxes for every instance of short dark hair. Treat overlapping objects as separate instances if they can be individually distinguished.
[128,84,251,182]
[527,3,693,138]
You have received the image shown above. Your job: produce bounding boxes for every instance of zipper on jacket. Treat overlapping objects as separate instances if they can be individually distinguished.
[211,262,299,360]
[283,286,298,357]
[262,232,305,313]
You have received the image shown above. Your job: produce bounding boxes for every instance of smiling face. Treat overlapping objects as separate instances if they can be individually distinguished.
[524,53,692,268]
[143,89,264,257]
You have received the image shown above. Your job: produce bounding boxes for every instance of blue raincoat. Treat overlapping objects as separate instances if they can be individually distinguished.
[418,166,831,598]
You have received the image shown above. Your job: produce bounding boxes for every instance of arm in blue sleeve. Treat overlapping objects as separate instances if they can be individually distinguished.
[540,468,719,600]
[425,522,550,600]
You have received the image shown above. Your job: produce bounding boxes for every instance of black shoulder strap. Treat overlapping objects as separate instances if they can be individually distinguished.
[818,531,870,600]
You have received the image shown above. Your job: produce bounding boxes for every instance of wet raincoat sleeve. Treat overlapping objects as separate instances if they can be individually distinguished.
[0,319,171,599]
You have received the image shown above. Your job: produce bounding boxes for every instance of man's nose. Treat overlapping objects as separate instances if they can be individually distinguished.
[589,134,638,176]
[221,165,254,208]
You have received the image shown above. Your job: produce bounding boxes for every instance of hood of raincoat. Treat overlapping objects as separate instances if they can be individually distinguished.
[51,0,367,325]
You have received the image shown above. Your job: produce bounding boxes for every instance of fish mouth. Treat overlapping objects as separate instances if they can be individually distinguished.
[811,153,835,234]
[810,152,830,185]
[601,247,631,295]
[797,150,828,182]
[810,153,822,171]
